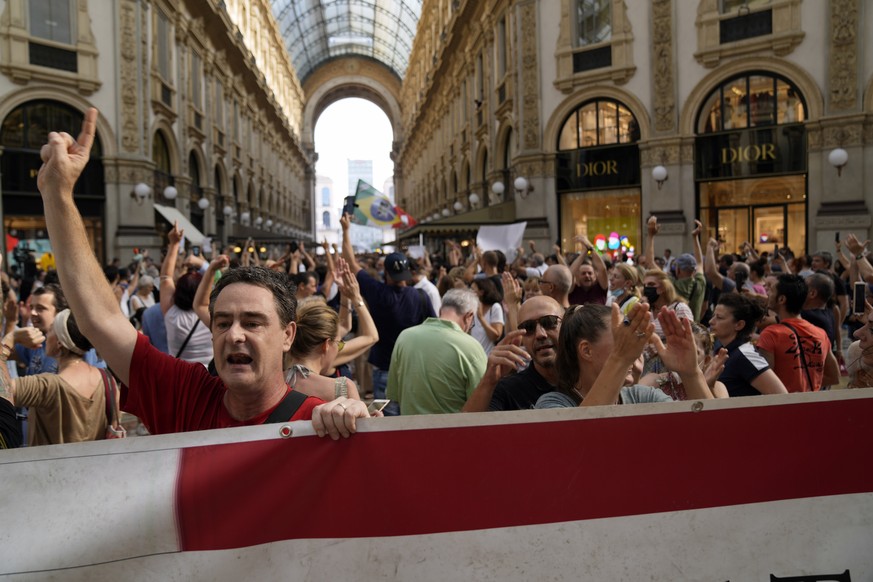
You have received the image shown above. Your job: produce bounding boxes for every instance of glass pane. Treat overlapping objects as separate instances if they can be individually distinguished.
[698,88,723,133]
[749,75,775,127]
[722,78,748,130]
[560,188,641,261]
[618,104,639,143]
[576,0,611,46]
[700,175,806,254]
[717,207,749,255]
[753,206,784,247]
[1,109,25,148]
[776,80,805,124]
[51,0,72,44]
[786,202,805,253]
[29,1,52,40]
[579,103,597,148]
[558,113,578,150]
[597,100,619,145]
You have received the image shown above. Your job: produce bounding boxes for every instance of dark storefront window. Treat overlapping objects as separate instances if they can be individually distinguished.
[1,101,105,267]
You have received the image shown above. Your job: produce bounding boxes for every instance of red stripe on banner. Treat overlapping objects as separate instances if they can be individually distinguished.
[176,398,873,551]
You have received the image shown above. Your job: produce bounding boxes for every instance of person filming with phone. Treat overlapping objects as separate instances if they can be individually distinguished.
[29,108,368,439]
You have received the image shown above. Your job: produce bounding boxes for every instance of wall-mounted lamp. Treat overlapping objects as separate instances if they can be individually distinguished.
[453,200,464,212]
[513,176,534,199]
[441,207,451,217]
[468,192,480,208]
[255,216,264,226]
[265,219,273,229]
[432,212,441,221]
[131,182,151,205]
[223,205,234,217]
[197,197,210,210]
[490,181,505,204]
[240,211,251,224]
[828,148,848,177]
[652,165,669,190]
[163,185,178,200]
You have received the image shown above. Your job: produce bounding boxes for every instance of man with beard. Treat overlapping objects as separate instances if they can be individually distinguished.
[462,296,563,411]
[568,236,608,306]
[757,274,839,392]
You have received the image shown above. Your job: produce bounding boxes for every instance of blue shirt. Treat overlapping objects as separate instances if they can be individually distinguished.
[356,270,435,370]
[141,303,169,354]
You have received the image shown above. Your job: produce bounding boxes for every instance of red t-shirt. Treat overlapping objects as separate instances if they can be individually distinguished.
[122,334,322,434]
[756,318,831,392]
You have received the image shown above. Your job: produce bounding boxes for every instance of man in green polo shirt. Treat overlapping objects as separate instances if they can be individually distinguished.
[387,288,487,415]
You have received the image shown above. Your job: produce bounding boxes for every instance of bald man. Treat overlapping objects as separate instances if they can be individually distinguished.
[463,296,564,412]
[539,265,573,308]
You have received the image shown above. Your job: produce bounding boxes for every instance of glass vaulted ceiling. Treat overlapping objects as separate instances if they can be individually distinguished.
[271,0,422,83]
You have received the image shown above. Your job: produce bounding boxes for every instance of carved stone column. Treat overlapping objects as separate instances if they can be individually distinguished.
[651,0,676,133]
[827,0,859,112]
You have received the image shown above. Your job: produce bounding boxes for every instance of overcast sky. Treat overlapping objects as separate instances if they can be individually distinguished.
[314,98,395,199]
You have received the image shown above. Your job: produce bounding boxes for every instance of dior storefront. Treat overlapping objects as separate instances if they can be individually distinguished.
[694,72,808,254]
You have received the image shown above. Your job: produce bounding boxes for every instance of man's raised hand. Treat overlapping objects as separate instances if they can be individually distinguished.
[38,108,97,197]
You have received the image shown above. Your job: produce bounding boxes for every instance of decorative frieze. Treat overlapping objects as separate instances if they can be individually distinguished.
[120,1,139,153]
[519,1,540,151]
[651,0,675,133]
[828,0,859,111]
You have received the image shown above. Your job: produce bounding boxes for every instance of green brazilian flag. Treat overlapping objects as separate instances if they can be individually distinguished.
[352,180,398,229]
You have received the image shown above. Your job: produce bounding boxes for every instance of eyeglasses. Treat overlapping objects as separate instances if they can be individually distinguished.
[539,280,554,288]
[518,315,561,336]
[329,339,345,352]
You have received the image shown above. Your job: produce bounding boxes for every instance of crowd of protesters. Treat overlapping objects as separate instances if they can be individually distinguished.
[1,108,872,450]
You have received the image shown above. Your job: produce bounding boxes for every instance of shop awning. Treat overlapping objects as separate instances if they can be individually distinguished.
[154,204,207,245]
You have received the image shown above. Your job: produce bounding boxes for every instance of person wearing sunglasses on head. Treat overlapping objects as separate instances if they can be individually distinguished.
[463,296,564,412]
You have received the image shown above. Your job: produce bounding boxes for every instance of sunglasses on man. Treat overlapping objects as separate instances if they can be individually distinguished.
[517,315,561,336]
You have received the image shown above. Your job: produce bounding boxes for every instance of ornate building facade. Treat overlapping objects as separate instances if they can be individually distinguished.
[395,0,873,258]
[0,0,312,263]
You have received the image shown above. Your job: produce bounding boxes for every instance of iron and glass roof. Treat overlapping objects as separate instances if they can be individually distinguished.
[271,0,422,82]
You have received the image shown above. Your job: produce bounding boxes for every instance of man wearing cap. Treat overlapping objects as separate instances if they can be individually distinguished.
[671,252,706,323]
[341,214,435,414]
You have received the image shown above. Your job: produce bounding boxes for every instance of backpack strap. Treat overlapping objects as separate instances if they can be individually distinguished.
[265,389,309,424]
[175,319,200,359]
[99,369,119,429]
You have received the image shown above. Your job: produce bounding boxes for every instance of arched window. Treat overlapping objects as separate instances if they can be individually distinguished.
[696,72,806,134]
[322,211,331,228]
[557,98,639,150]
[321,186,330,207]
[1,100,104,196]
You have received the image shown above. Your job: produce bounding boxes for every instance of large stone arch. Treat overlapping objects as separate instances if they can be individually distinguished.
[679,57,825,135]
[301,56,403,145]
[543,86,653,155]
[0,86,117,158]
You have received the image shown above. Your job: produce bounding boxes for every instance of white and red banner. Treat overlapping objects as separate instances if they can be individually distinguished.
[2,389,873,580]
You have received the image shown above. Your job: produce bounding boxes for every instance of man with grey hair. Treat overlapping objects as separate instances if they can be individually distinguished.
[387,288,487,415]
[539,264,573,308]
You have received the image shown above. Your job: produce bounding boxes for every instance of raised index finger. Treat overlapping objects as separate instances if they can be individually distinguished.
[76,108,98,153]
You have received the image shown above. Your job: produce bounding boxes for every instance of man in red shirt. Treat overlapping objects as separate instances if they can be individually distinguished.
[757,274,840,392]
[35,108,367,439]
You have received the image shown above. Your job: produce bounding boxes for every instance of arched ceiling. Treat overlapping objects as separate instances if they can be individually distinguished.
[270,0,422,84]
